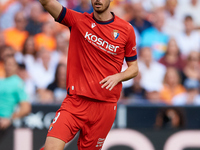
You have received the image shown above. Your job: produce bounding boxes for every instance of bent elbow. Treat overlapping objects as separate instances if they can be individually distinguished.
[133,66,139,78]
[134,70,139,78]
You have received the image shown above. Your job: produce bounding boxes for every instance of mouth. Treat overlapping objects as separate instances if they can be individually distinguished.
[94,2,102,7]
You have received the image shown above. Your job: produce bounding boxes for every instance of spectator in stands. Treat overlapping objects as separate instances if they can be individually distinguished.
[52,31,70,65]
[0,0,14,15]
[110,1,134,21]
[129,2,152,35]
[155,108,185,129]
[0,0,31,29]
[22,36,36,56]
[47,63,67,103]
[175,15,200,58]
[27,48,58,89]
[137,0,165,12]
[17,63,36,103]
[15,35,37,65]
[144,86,163,104]
[3,11,28,52]
[160,67,186,105]
[73,0,93,13]
[34,16,56,51]
[178,0,200,27]
[159,38,185,71]
[0,33,6,78]
[35,89,54,104]
[0,56,31,131]
[181,51,200,83]
[162,0,184,37]
[0,32,5,47]
[14,36,37,102]
[140,9,169,61]
[25,1,44,35]
[172,78,200,105]
[0,45,14,78]
[138,47,166,93]
[122,72,146,100]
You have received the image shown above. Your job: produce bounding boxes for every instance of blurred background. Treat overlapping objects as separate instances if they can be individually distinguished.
[0,0,200,149]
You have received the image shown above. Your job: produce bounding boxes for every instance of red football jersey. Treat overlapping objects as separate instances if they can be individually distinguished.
[56,7,137,102]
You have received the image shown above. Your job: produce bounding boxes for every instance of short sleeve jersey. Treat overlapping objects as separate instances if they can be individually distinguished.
[56,7,137,102]
[0,75,28,118]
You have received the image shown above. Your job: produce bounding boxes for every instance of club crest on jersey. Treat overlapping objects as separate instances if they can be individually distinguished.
[112,30,119,40]
[48,124,53,132]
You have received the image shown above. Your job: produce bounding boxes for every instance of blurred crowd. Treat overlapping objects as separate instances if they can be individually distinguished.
[0,0,200,106]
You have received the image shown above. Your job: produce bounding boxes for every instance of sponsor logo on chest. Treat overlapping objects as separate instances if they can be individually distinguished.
[84,31,120,55]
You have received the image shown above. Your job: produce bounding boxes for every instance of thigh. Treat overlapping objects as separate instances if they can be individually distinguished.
[47,109,81,145]
[44,136,65,150]
[78,101,117,150]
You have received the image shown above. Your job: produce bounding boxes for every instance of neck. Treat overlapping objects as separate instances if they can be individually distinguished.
[185,30,191,36]
[169,83,177,88]
[156,27,162,32]
[43,61,49,70]
[145,61,151,68]
[16,27,24,31]
[93,10,113,22]
[6,73,14,78]
[169,11,174,16]
[167,53,178,57]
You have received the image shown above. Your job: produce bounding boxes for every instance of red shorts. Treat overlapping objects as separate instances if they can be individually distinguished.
[47,95,117,150]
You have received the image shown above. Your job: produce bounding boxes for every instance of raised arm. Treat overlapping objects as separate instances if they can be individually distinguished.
[39,0,63,20]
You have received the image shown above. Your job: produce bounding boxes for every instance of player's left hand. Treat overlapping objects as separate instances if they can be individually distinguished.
[99,73,122,91]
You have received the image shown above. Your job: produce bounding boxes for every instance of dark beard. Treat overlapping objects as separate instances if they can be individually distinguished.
[93,2,110,14]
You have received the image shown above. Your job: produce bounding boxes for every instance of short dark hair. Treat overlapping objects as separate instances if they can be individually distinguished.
[184,15,193,21]
[18,63,26,70]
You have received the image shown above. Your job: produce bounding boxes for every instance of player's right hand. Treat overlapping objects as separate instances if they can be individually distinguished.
[0,118,12,130]
[99,73,122,91]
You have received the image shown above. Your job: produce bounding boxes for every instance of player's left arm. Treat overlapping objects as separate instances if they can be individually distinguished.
[100,24,138,91]
[100,60,138,91]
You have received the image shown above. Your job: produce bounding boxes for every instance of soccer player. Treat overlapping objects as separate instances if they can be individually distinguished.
[39,0,139,149]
